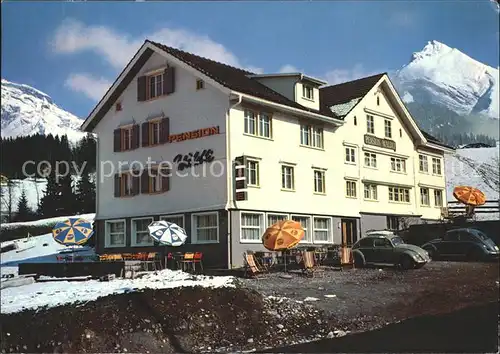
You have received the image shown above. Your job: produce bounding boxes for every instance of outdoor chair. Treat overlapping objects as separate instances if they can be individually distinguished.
[143,252,159,271]
[243,252,267,278]
[192,252,204,272]
[180,252,195,272]
[302,251,325,278]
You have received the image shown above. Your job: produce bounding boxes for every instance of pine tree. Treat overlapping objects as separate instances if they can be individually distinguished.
[76,173,96,213]
[15,189,32,222]
[59,174,76,215]
[39,173,61,218]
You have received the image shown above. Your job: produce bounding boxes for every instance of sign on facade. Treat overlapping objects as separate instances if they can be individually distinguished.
[173,149,215,171]
[169,126,220,143]
[364,134,396,151]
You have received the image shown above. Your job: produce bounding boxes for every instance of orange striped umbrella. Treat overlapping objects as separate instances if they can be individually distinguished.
[453,186,486,206]
[262,220,305,251]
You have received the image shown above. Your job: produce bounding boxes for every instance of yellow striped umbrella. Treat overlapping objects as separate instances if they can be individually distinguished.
[262,220,304,251]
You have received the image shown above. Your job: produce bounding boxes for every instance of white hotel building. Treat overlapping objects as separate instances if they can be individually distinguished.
[82,40,454,268]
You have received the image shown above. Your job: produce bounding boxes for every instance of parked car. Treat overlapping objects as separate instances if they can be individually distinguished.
[421,228,499,261]
[352,231,431,270]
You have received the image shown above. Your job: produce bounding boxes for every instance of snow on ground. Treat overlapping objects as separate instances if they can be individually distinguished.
[1,213,95,231]
[1,269,235,314]
[445,145,499,220]
[0,178,47,214]
[1,232,95,276]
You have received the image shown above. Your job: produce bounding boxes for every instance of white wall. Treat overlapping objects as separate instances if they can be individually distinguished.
[94,52,230,219]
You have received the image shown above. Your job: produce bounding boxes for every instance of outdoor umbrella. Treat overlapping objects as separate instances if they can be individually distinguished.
[52,218,94,261]
[262,219,305,273]
[148,220,188,269]
[453,185,486,217]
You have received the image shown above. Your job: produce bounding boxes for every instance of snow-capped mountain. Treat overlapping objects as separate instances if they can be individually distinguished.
[1,79,85,142]
[394,40,499,120]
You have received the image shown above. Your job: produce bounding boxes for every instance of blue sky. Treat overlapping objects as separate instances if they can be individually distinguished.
[2,1,499,118]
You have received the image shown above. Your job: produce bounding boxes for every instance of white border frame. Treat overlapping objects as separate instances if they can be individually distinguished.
[131,217,154,247]
[291,214,312,243]
[104,219,127,248]
[191,211,219,244]
[266,213,290,228]
[239,211,265,243]
[159,214,186,228]
[312,216,333,244]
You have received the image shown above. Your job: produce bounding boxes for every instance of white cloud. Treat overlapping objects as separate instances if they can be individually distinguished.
[323,64,381,85]
[279,64,299,73]
[51,18,261,100]
[64,73,112,101]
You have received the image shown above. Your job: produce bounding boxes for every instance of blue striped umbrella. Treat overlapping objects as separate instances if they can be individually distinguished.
[148,220,187,246]
[52,218,94,246]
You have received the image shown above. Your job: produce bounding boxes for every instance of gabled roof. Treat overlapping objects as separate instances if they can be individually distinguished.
[421,131,454,150]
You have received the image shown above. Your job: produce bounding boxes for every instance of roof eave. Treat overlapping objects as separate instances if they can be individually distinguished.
[247,73,327,86]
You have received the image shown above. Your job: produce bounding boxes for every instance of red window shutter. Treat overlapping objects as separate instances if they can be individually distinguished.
[114,174,121,197]
[113,129,121,152]
[163,67,175,95]
[160,117,170,144]
[132,125,140,149]
[137,76,147,101]
[141,169,149,194]
[132,174,140,195]
[161,168,170,192]
[141,122,150,147]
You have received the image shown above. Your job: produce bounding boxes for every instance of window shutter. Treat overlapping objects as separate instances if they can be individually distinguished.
[164,67,175,94]
[161,168,171,192]
[132,174,140,195]
[160,117,170,143]
[114,174,121,197]
[141,169,149,194]
[132,124,140,149]
[141,122,150,147]
[137,76,147,101]
[113,129,121,152]
[234,156,247,201]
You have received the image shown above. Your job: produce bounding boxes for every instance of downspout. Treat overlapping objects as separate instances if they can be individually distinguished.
[225,94,243,269]
[94,134,100,252]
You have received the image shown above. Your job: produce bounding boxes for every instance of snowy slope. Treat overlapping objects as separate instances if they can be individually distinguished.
[1,78,85,142]
[395,40,499,119]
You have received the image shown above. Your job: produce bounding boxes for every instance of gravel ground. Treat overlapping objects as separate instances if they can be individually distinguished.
[241,261,500,332]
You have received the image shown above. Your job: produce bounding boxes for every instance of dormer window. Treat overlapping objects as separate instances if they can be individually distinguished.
[302,84,314,100]
[196,79,205,90]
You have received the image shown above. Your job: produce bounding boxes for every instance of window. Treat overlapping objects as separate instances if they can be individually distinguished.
[313,217,331,243]
[374,238,392,248]
[105,220,126,247]
[399,128,402,137]
[376,96,380,106]
[246,159,259,186]
[358,238,374,248]
[132,217,153,246]
[390,157,406,173]
[432,157,442,175]
[420,188,430,206]
[389,187,411,203]
[149,120,161,145]
[116,102,122,112]
[434,189,443,207]
[366,115,375,134]
[281,165,295,190]
[313,170,326,194]
[354,116,357,125]
[364,184,378,200]
[192,212,219,243]
[121,173,134,197]
[196,79,204,90]
[160,215,185,228]
[384,120,392,138]
[386,216,399,230]
[149,73,163,99]
[291,215,311,243]
[345,147,356,163]
[241,213,263,242]
[148,167,169,193]
[302,84,314,100]
[244,110,272,138]
[121,127,133,151]
[364,152,377,168]
[267,213,288,227]
[300,125,323,149]
[419,155,428,173]
[346,180,357,198]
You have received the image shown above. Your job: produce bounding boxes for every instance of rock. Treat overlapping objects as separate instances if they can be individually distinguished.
[327,331,334,338]
[247,338,254,343]
[277,324,284,329]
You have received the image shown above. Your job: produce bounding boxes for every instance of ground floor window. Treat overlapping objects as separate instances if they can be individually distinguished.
[192,212,219,243]
[386,216,400,230]
[291,215,311,243]
[131,217,153,246]
[160,215,185,228]
[241,213,263,242]
[313,217,331,243]
[267,213,288,227]
[105,220,126,247]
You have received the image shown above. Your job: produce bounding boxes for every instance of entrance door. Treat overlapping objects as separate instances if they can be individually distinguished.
[341,219,358,246]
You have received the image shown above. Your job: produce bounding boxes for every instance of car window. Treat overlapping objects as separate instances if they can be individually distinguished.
[459,231,477,242]
[444,231,459,241]
[358,238,374,247]
[374,238,392,248]
[470,229,488,240]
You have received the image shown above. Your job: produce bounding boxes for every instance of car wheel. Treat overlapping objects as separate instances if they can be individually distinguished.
[353,253,364,268]
[399,255,415,270]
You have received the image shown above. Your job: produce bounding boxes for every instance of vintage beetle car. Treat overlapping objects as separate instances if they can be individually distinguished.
[421,228,499,261]
[352,231,430,270]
